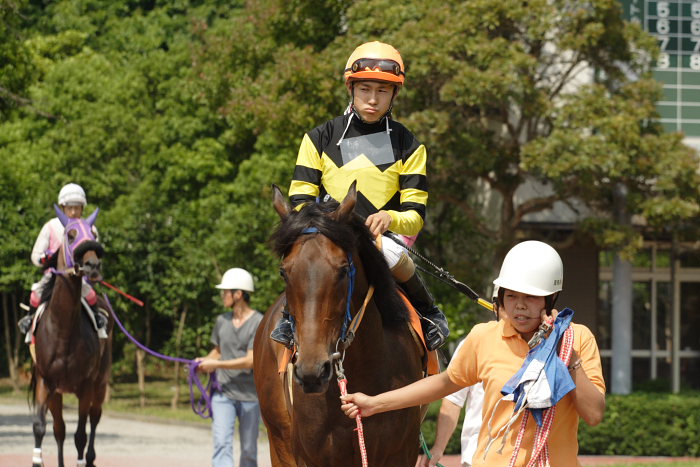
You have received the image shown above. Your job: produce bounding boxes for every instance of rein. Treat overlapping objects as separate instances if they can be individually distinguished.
[101,293,220,419]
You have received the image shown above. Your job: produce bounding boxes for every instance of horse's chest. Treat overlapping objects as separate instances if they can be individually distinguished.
[40,345,100,386]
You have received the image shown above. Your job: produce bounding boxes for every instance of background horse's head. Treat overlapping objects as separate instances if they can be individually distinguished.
[271,184,407,393]
[54,204,104,282]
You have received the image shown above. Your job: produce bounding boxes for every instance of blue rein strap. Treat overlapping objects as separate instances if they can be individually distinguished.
[299,227,356,342]
[341,254,356,342]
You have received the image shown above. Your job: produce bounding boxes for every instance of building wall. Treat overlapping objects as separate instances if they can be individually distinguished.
[558,240,598,332]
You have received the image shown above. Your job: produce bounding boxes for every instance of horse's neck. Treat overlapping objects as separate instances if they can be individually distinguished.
[346,273,385,353]
[48,247,83,327]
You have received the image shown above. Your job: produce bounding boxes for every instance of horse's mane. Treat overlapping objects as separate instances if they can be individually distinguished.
[40,274,57,305]
[271,201,409,326]
[38,252,59,305]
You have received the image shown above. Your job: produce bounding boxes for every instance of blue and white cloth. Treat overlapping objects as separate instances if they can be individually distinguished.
[501,308,576,426]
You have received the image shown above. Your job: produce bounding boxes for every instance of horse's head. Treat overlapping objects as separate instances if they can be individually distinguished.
[55,204,104,282]
[272,184,361,394]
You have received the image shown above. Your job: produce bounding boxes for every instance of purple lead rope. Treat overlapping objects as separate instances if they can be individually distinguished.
[103,293,220,419]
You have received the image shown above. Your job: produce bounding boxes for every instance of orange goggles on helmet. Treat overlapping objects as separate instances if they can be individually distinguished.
[347,58,404,77]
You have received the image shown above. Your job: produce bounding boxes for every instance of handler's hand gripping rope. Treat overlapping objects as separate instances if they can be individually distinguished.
[333,351,368,467]
[418,431,445,467]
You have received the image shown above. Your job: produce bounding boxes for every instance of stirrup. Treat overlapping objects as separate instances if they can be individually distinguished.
[81,298,108,339]
[421,311,449,351]
[18,314,34,334]
[96,313,108,339]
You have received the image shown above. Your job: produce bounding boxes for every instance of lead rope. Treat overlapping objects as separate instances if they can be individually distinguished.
[331,233,385,467]
[507,326,575,467]
[336,358,369,467]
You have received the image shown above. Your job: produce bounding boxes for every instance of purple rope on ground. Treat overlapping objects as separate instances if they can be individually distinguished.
[102,293,220,419]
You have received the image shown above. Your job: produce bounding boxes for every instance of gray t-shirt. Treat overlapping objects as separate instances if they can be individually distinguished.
[210,310,263,402]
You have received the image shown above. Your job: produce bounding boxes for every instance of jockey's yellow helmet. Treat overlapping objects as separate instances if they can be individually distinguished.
[344,41,405,86]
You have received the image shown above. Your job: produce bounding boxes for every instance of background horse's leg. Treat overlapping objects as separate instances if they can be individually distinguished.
[32,375,51,467]
[85,388,105,467]
[48,393,66,467]
[74,393,93,466]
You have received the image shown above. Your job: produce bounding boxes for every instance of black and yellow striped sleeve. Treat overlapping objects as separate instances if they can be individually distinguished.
[289,133,322,209]
[386,143,428,236]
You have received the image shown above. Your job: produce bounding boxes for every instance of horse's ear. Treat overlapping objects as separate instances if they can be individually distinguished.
[272,184,291,221]
[54,204,70,226]
[332,181,357,223]
[86,207,100,226]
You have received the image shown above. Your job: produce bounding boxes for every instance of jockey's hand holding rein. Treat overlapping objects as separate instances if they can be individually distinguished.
[365,211,392,237]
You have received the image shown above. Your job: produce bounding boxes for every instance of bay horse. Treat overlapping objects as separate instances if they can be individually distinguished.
[30,205,111,467]
[253,184,425,466]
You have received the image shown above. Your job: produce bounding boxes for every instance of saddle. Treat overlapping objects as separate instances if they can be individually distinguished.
[25,297,108,345]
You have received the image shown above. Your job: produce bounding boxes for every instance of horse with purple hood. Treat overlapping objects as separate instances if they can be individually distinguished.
[30,204,112,467]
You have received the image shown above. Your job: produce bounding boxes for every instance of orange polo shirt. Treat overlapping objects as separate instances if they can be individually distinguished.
[446,319,605,467]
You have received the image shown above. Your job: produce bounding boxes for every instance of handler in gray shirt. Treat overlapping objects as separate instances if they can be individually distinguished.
[197,268,264,467]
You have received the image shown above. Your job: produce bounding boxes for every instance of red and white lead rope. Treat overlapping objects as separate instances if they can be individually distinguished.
[338,378,369,467]
[508,326,575,467]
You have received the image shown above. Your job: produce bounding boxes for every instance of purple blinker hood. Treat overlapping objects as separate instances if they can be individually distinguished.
[54,204,102,269]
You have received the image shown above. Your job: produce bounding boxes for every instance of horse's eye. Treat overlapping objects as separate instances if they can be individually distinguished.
[67,229,77,244]
[339,266,349,279]
[279,268,288,282]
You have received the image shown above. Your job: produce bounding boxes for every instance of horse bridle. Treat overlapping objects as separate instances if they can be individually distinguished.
[290,227,375,359]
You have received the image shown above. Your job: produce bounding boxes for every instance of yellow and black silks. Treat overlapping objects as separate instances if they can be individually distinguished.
[289,114,428,237]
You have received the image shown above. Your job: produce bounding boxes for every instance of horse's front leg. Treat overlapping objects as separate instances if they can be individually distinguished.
[74,393,92,466]
[32,375,51,467]
[85,398,103,467]
[48,393,66,467]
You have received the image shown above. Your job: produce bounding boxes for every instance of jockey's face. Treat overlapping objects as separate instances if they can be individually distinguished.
[62,204,84,219]
[502,289,545,341]
[348,80,396,123]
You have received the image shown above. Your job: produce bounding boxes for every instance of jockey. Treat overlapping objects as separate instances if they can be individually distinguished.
[271,41,449,351]
[18,183,107,336]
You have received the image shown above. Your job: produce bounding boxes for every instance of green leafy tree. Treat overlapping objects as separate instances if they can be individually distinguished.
[0,0,36,118]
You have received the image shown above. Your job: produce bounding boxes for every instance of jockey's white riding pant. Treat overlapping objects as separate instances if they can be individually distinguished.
[380,234,406,269]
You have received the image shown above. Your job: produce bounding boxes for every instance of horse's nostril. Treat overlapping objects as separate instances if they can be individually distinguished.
[320,360,332,381]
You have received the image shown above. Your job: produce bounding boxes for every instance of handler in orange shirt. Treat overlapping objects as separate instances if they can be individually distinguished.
[341,240,605,467]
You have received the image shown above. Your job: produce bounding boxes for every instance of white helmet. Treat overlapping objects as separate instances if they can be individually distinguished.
[58,183,87,206]
[216,268,255,292]
[493,241,563,296]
